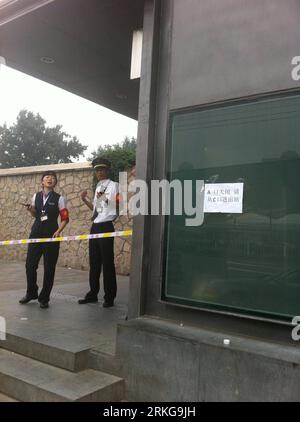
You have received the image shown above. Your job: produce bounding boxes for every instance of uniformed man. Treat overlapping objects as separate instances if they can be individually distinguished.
[19,171,69,308]
[78,157,119,307]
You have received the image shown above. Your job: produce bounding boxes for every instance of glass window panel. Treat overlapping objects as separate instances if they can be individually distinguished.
[163,93,300,321]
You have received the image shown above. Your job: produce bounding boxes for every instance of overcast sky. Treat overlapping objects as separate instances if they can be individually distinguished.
[0,64,138,161]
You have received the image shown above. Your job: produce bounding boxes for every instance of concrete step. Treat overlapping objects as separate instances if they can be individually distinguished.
[0,349,124,402]
[1,332,90,372]
[0,392,18,402]
[88,348,122,376]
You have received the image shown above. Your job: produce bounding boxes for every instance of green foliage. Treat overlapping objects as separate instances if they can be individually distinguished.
[90,136,136,181]
[0,110,87,168]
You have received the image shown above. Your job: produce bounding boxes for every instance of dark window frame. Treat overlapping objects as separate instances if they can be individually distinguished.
[161,89,300,324]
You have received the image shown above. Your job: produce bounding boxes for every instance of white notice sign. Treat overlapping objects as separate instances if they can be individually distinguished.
[204,183,244,213]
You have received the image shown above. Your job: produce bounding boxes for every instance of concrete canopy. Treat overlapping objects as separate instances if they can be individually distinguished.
[0,0,144,119]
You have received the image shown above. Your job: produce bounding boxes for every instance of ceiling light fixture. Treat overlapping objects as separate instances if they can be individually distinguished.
[115,93,127,100]
[40,56,55,64]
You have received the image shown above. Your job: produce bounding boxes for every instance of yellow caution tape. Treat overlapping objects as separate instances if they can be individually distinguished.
[0,230,132,246]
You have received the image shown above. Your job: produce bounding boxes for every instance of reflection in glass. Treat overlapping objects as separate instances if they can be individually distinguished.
[164,94,300,320]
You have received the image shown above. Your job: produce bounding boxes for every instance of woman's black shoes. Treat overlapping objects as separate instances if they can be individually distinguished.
[19,294,38,304]
[19,295,49,308]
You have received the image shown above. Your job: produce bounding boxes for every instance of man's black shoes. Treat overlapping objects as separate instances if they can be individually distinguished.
[78,297,98,304]
[19,294,38,304]
[39,302,49,309]
[77,297,113,306]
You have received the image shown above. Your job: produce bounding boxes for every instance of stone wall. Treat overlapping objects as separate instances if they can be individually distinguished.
[0,163,133,275]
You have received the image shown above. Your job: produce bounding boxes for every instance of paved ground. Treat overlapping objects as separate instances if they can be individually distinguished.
[0,260,129,355]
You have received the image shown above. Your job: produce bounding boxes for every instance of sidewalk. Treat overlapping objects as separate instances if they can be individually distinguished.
[0,260,129,356]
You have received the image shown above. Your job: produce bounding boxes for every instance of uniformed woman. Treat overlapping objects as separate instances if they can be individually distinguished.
[19,171,69,308]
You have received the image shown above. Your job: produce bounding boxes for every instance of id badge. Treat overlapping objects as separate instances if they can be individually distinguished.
[41,214,48,222]
[97,204,103,214]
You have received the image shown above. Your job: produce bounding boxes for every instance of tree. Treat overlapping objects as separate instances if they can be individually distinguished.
[0,110,87,168]
[90,136,136,181]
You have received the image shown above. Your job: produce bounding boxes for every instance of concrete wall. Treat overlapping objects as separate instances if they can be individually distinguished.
[130,0,300,332]
[170,0,300,109]
[114,318,300,402]
[0,162,133,275]
[118,0,300,401]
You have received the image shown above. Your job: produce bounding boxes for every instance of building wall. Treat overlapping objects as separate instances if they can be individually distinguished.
[169,0,300,109]
[118,0,300,401]
[132,0,300,333]
[114,318,300,402]
[0,163,133,275]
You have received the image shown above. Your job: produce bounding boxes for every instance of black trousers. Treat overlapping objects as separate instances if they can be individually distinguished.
[26,242,60,303]
[87,221,117,303]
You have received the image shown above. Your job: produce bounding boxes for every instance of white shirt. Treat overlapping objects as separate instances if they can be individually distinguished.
[93,179,119,223]
[31,192,67,210]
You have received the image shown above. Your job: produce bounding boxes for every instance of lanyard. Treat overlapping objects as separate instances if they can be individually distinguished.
[92,181,111,222]
[42,191,52,209]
